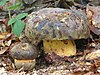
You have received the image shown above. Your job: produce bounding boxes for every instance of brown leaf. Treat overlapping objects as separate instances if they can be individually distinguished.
[84,72,94,75]
[5,40,12,46]
[86,50,100,60]
[89,24,100,35]
[86,5,100,35]
[0,40,5,47]
[94,59,100,67]
[0,47,8,55]
[0,32,8,40]
[0,35,5,40]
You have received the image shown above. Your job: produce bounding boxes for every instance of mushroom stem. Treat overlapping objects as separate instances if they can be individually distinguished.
[43,40,76,56]
[14,59,35,70]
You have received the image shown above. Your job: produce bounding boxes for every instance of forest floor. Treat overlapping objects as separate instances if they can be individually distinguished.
[0,0,100,75]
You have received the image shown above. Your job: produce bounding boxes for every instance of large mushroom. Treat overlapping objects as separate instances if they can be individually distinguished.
[25,8,90,56]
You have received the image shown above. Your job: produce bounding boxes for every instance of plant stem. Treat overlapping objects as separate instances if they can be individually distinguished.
[7,2,13,31]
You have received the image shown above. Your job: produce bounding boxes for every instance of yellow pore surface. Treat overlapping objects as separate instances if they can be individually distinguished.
[43,40,76,56]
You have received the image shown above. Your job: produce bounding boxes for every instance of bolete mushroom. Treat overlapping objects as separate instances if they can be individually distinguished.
[25,8,90,56]
[10,43,38,70]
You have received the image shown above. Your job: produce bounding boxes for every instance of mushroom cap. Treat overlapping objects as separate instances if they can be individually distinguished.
[10,43,38,60]
[25,8,90,45]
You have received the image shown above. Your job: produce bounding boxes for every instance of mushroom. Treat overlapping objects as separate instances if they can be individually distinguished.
[25,8,90,56]
[10,43,38,70]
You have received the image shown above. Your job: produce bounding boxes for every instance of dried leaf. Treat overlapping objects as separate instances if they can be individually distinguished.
[0,40,5,47]
[5,40,12,46]
[86,50,100,60]
[0,47,8,55]
[86,5,100,35]
[0,32,8,40]
[84,72,94,75]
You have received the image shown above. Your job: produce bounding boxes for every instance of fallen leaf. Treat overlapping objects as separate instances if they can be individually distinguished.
[0,47,8,55]
[0,32,8,40]
[5,40,12,46]
[86,5,100,35]
[84,72,94,75]
[86,50,100,60]
[94,59,100,67]
[0,35,5,40]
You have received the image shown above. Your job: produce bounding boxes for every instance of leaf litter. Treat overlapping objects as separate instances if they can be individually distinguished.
[0,0,100,75]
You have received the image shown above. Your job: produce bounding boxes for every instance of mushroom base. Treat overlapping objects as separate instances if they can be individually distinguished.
[43,40,76,56]
[14,59,35,70]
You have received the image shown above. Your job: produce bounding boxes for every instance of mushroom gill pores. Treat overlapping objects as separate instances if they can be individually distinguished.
[25,8,90,56]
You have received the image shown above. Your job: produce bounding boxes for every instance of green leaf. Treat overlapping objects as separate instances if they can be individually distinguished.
[16,13,28,20]
[0,0,8,6]
[8,18,16,26]
[9,2,23,10]
[12,20,25,37]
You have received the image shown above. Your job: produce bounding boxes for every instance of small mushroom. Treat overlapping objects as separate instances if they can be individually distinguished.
[25,8,90,56]
[10,43,38,70]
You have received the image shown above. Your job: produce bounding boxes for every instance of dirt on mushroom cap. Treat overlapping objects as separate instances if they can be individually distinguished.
[10,43,38,60]
[25,8,90,45]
